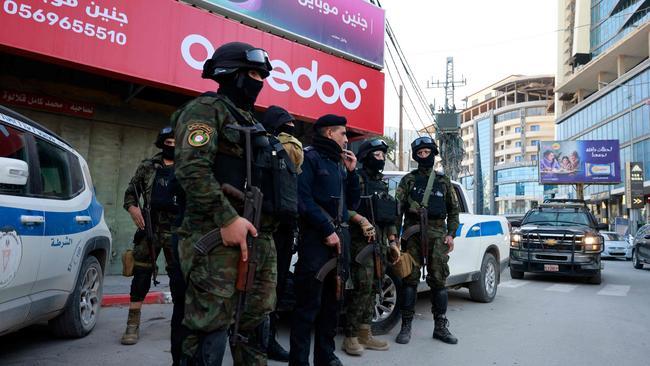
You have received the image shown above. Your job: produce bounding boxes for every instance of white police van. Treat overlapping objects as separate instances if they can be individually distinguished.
[0,105,111,338]
[371,171,510,334]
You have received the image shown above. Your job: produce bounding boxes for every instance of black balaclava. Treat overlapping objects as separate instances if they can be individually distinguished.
[363,156,385,172]
[415,150,435,168]
[217,70,263,110]
[277,124,296,136]
[161,146,174,161]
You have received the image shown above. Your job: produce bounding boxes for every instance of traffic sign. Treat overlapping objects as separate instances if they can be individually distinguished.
[626,162,644,209]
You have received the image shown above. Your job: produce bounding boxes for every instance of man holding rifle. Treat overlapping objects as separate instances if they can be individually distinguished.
[289,115,360,366]
[172,41,285,365]
[394,136,460,345]
[121,126,185,353]
[342,138,399,356]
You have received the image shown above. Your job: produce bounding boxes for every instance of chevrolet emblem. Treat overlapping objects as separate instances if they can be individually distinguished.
[545,239,558,246]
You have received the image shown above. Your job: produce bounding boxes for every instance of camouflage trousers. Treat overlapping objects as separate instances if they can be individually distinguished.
[130,226,176,302]
[402,230,450,290]
[344,237,386,337]
[178,230,277,366]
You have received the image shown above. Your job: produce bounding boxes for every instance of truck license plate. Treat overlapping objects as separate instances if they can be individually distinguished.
[544,264,559,272]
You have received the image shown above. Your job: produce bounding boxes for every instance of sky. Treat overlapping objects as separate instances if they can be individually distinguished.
[378,0,559,131]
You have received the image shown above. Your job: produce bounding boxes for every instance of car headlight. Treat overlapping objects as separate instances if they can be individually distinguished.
[583,234,603,252]
[511,233,522,248]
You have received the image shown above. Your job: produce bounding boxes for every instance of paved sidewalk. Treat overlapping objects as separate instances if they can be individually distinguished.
[101,274,172,307]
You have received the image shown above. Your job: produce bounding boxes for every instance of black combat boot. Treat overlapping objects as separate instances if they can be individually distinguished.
[433,314,458,344]
[268,313,290,362]
[395,316,413,344]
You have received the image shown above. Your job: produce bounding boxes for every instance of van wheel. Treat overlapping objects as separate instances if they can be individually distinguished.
[371,271,401,335]
[49,256,103,338]
[632,250,643,269]
[469,253,498,303]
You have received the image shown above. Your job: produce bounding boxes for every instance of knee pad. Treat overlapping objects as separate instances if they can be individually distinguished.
[400,285,417,313]
[130,266,152,302]
[430,287,448,315]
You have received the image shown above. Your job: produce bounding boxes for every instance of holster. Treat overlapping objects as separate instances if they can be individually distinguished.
[122,249,135,277]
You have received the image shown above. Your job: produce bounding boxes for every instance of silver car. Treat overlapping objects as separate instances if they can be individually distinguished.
[601,231,632,260]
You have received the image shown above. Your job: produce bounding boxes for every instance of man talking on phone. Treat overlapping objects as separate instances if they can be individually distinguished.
[289,114,361,366]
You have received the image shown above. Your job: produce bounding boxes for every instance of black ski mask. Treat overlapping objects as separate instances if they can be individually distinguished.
[364,156,385,172]
[277,124,296,136]
[415,152,435,168]
[217,71,264,110]
[161,146,175,160]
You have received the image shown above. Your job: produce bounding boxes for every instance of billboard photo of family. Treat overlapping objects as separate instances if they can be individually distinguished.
[538,140,621,184]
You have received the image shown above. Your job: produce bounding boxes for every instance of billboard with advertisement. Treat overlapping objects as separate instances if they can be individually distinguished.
[186,0,385,69]
[0,0,384,135]
[538,140,621,184]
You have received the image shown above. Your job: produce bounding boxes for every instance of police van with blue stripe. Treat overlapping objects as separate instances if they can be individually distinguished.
[0,105,111,338]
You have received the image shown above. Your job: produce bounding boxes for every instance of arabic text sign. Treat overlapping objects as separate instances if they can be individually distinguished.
[188,0,385,68]
[538,140,621,184]
[1,90,95,118]
[0,0,384,134]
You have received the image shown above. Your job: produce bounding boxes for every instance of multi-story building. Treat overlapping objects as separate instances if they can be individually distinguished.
[555,0,649,226]
[459,75,555,216]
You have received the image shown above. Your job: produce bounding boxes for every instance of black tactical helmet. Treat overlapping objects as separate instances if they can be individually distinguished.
[410,135,439,160]
[154,126,174,149]
[357,138,388,161]
[202,42,272,81]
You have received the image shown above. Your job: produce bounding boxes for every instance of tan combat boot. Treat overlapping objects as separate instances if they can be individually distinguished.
[358,324,389,350]
[120,308,141,345]
[342,336,364,356]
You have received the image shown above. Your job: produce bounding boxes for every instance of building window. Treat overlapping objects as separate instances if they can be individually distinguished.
[515,141,522,147]
[515,156,523,162]
[530,140,539,146]
[530,125,540,131]
[531,155,538,162]
[515,127,522,133]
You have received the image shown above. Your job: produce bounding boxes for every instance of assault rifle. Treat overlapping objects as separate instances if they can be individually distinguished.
[315,198,347,302]
[354,195,384,302]
[133,183,159,286]
[228,125,264,348]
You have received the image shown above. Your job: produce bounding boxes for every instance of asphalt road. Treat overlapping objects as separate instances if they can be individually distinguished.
[2,259,649,366]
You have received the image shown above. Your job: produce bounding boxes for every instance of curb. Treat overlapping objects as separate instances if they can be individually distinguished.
[101,291,173,307]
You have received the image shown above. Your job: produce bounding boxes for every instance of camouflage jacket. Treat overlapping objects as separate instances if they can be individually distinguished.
[395,167,460,238]
[171,93,274,235]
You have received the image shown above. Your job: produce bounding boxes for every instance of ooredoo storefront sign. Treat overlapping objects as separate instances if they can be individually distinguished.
[0,0,384,134]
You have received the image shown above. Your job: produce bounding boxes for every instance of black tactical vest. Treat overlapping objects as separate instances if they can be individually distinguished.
[150,165,183,214]
[359,170,398,227]
[409,173,447,220]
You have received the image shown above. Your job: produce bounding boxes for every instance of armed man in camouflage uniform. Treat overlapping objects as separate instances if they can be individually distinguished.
[342,138,399,356]
[394,136,460,345]
[172,42,278,365]
[121,127,185,356]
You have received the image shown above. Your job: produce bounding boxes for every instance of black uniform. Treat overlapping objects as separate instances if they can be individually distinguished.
[289,145,360,366]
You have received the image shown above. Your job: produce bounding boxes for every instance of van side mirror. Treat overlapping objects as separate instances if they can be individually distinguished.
[510,220,521,228]
[0,157,28,186]
[597,223,608,231]
[645,235,650,240]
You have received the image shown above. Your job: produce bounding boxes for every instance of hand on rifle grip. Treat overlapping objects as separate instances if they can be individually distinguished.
[324,232,341,254]
[221,217,258,262]
[128,206,145,230]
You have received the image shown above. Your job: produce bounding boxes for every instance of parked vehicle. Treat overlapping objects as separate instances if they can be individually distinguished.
[632,224,650,269]
[0,105,111,338]
[601,231,632,260]
[509,199,606,284]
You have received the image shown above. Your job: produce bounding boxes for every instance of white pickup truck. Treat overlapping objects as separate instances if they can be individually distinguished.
[370,171,510,334]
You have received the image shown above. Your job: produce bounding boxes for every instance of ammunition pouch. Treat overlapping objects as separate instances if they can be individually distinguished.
[121,249,135,277]
[392,252,415,279]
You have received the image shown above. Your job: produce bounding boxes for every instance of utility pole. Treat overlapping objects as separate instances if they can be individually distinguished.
[427,57,466,180]
[398,85,404,171]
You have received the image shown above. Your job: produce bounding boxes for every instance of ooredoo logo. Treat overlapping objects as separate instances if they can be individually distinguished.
[181,34,367,110]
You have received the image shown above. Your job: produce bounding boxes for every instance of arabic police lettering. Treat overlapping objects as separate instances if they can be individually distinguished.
[180,34,367,110]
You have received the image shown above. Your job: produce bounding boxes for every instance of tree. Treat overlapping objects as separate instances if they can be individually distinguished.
[378,135,397,163]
